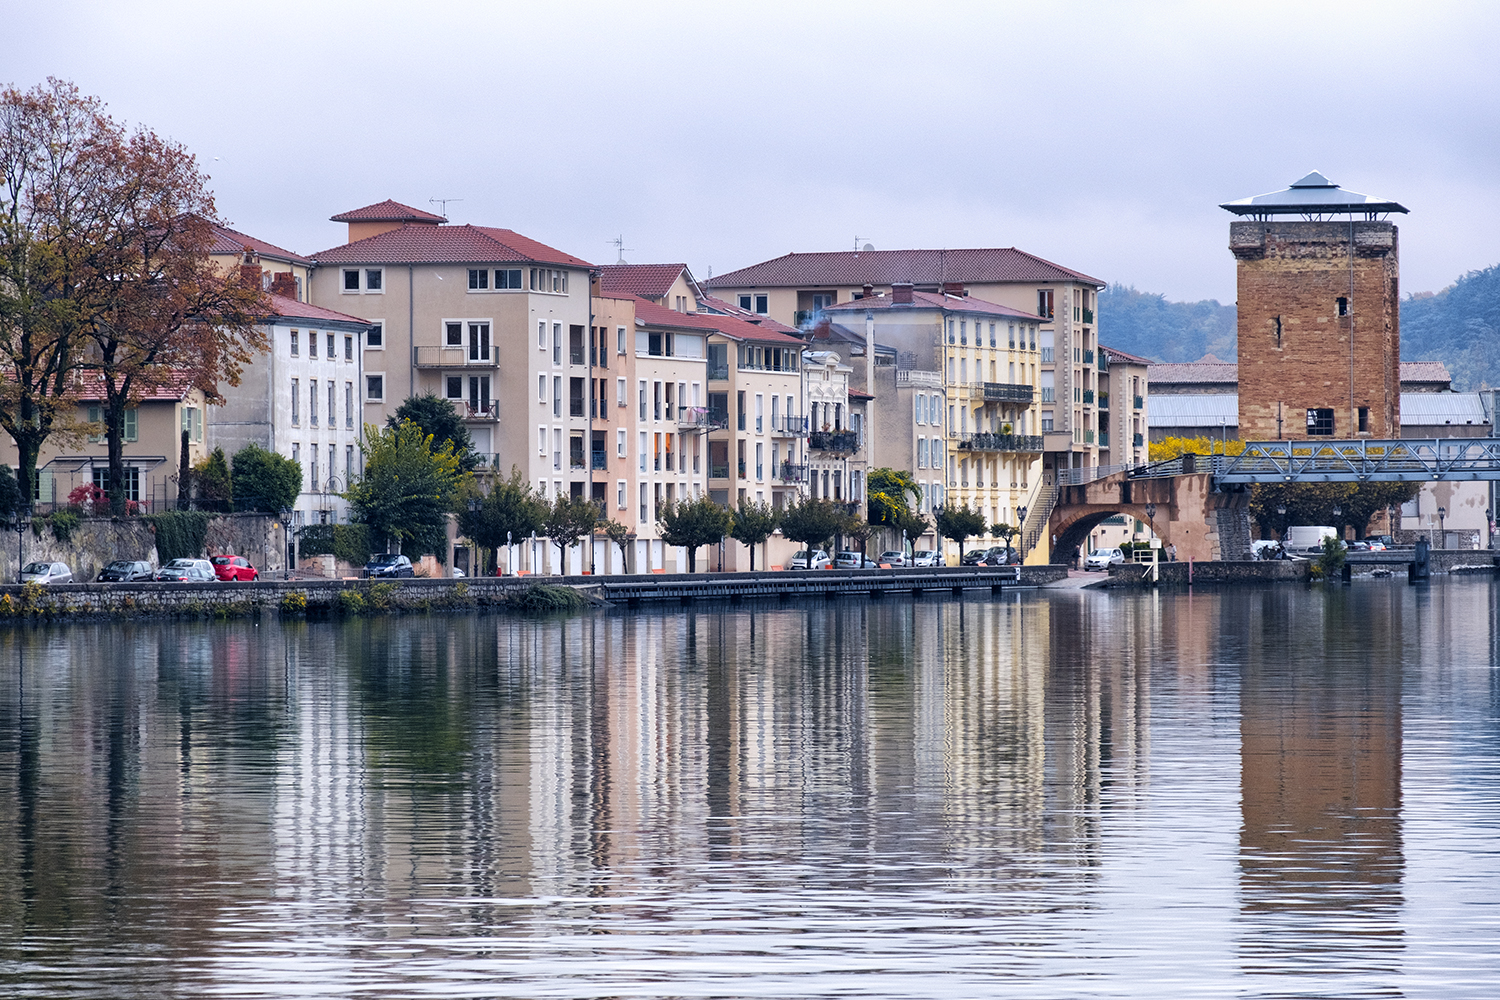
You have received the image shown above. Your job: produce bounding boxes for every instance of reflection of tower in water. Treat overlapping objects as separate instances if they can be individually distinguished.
[1237,588,1404,980]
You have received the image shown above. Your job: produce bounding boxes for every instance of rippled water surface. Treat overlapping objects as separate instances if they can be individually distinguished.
[2,580,1499,997]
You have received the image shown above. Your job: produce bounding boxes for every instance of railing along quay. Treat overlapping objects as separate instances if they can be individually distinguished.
[590,565,1050,607]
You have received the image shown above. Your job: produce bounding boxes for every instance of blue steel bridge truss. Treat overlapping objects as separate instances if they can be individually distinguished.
[1131,439,1500,484]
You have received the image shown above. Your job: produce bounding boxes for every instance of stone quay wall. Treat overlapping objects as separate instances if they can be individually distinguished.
[1,513,281,583]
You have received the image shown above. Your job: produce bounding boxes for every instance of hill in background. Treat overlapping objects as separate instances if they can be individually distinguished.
[1100,265,1500,390]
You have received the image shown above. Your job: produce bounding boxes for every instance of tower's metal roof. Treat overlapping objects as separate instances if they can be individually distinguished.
[1220,171,1408,218]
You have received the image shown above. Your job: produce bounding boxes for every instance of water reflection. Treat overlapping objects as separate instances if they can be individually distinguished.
[1,583,1498,997]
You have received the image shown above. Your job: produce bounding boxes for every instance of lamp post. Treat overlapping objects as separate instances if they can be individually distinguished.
[1144,502,1157,539]
[1332,504,1342,542]
[15,504,31,583]
[1017,505,1028,559]
[1487,508,1493,550]
[507,530,513,576]
[1438,506,1447,549]
[1388,504,1399,543]
[280,506,294,580]
[467,497,481,575]
[1277,503,1288,555]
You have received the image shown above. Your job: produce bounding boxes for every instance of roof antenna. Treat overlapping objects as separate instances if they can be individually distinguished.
[428,197,460,221]
[610,235,633,265]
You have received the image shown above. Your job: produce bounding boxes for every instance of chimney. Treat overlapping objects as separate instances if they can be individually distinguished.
[892,281,913,304]
[270,272,299,300]
[861,283,874,300]
[239,263,263,289]
[942,281,966,297]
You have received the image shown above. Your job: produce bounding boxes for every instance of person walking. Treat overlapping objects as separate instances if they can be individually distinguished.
[1167,543,1177,562]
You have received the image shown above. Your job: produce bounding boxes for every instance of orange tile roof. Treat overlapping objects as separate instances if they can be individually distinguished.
[312,223,591,268]
[330,199,446,223]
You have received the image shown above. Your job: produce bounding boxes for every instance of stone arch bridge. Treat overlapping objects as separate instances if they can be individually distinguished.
[1049,467,1251,564]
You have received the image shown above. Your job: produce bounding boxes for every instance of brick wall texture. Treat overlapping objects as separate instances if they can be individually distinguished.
[1232,220,1400,441]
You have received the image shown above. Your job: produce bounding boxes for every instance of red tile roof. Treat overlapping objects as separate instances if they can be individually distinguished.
[311,223,592,267]
[697,294,803,335]
[1401,361,1451,384]
[74,369,199,402]
[330,199,446,223]
[265,293,370,327]
[707,248,1104,289]
[849,388,876,401]
[632,296,805,345]
[1101,344,1153,365]
[823,289,1040,321]
[598,263,689,299]
[207,223,312,265]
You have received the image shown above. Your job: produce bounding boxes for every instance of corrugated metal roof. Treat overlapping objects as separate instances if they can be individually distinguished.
[1400,392,1489,426]
[1148,394,1237,426]
[1221,172,1407,217]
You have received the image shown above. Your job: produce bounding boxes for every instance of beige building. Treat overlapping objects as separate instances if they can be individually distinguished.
[308,200,598,572]
[823,286,1044,556]
[707,247,1106,484]
[1098,346,1151,472]
[803,350,865,506]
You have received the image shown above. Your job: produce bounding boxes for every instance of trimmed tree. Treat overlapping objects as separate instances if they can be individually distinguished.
[779,496,845,557]
[0,464,21,524]
[729,497,778,571]
[231,443,302,513]
[659,494,732,572]
[599,518,634,573]
[192,447,233,512]
[992,521,1017,561]
[543,493,599,574]
[457,466,546,574]
[388,393,481,473]
[895,507,930,559]
[345,420,468,558]
[934,503,987,562]
[866,467,922,529]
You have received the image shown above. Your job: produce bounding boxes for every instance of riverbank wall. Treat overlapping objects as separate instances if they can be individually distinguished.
[1106,550,1500,587]
[0,565,1068,622]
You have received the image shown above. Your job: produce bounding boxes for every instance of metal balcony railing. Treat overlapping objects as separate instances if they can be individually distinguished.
[1134,395,1144,409]
[1083,349,1095,364]
[677,407,726,431]
[1133,433,1144,447]
[1040,388,1055,402]
[1083,389,1095,404]
[1083,430,1095,444]
[413,346,495,368]
[1082,308,1094,324]
[1099,431,1110,446]
[1097,353,1109,372]
[809,430,859,453]
[591,453,608,470]
[956,433,1044,453]
[1097,392,1109,409]
[778,462,809,483]
[708,365,729,381]
[710,463,730,479]
[981,382,1034,404]
[771,414,809,436]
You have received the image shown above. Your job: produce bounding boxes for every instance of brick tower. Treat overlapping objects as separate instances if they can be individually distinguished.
[1223,172,1407,441]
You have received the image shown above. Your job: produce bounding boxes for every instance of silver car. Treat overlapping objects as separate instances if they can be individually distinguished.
[20,561,73,585]
[911,550,940,567]
[153,558,216,582]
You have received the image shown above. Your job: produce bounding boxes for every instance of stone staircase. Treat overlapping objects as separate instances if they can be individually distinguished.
[1021,485,1058,557]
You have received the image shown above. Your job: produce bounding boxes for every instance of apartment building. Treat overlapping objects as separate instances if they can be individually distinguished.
[597,263,704,313]
[308,201,595,551]
[208,222,314,302]
[1098,346,1151,471]
[707,248,1106,483]
[207,275,369,527]
[803,350,864,505]
[823,285,1044,547]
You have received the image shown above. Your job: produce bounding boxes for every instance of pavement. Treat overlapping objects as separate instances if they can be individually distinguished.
[1042,569,1110,590]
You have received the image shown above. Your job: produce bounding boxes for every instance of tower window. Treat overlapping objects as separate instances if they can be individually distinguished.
[1274,315,1282,348]
[1336,297,1349,317]
[1307,408,1334,436]
[1358,407,1369,433]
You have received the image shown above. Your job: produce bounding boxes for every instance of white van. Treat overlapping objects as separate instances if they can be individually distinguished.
[1287,526,1337,551]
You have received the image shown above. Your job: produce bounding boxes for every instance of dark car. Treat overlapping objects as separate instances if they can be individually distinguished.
[962,547,1001,566]
[978,547,1020,567]
[365,553,415,578]
[153,558,215,582]
[97,560,153,582]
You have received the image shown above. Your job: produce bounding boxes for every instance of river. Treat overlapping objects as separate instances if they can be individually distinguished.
[2,580,1498,998]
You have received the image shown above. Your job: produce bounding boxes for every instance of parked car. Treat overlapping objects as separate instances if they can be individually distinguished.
[962,547,1001,566]
[835,550,873,569]
[96,560,153,582]
[789,549,831,570]
[911,549,940,567]
[978,547,1020,566]
[876,550,908,567]
[1084,547,1125,571]
[211,554,259,582]
[20,561,72,585]
[365,553,415,578]
[153,558,215,582]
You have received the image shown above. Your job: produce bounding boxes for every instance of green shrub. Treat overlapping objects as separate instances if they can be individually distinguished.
[146,511,213,562]
[511,583,586,612]
[336,589,367,615]
[279,590,308,614]
[365,581,398,611]
[299,523,372,566]
[1315,536,1346,579]
[44,510,81,543]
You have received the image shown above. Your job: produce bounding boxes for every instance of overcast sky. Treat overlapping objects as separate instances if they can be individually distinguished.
[10,0,1499,303]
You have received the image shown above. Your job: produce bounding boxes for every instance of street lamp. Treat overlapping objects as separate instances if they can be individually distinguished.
[279,506,294,580]
[14,503,31,583]
[1438,505,1447,548]
[1017,505,1028,557]
[507,530,513,576]
[1332,504,1341,541]
[1277,503,1288,554]
[1144,502,1157,537]
[466,496,481,575]
[1487,508,1493,549]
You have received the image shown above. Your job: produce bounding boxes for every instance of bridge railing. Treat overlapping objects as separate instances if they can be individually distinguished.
[1053,462,1150,486]
[1214,439,1500,484]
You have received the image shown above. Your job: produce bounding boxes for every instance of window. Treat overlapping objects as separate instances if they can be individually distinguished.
[366,374,384,401]
[327,333,335,358]
[1038,289,1054,319]
[639,431,647,472]
[447,376,463,399]
[446,322,463,347]
[345,335,354,360]
[309,379,318,426]
[495,268,522,289]
[617,325,627,354]
[469,322,490,361]
[92,465,141,502]
[738,294,752,311]
[538,374,547,403]
[367,322,382,348]
[346,445,355,483]
[553,376,561,417]
[529,267,569,293]
[538,320,547,350]
[1359,406,1370,433]
[538,427,547,455]
[639,380,647,420]
[617,428,626,457]
[291,443,300,484]
[365,269,382,291]
[918,437,928,469]
[1274,315,1283,348]
[1307,408,1335,436]
[309,332,317,358]
[291,379,300,424]
[1337,296,1349,317]
[468,268,489,290]
[755,294,768,314]
[617,480,626,509]
[123,408,137,442]
[617,377,626,407]
[553,323,562,365]
[290,330,299,356]
[345,382,354,428]
[343,269,359,292]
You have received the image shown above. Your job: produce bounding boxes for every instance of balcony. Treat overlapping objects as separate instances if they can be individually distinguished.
[1083,349,1095,364]
[1040,347,1055,363]
[1040,388,1055,402]
[895,369,943,388]
[778,462,809,484]
[710,463,730,480]
[1083,389,1094,404]
[1133,395,1144,410]
[981,382,1034,405]
[1099,431,1110,447]
[462,401,499,421]
[956,432,1044,453]
[677,406,726,432]
[413,345,494,368]
[770,414,808,437]
[708,365,729,381]
[1097,392,1109,409]
[1133,433,1144,447]
[808,430,859,453]
[1083,430,1095,444]
[1097,353,1109,372]
[1082,308,1094,324]
[591,452,607,471]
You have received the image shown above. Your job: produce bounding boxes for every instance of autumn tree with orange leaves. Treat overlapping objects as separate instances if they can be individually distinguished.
[1,78,266,513]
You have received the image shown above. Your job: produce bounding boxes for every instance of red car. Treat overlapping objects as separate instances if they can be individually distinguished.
[211,554,259,582]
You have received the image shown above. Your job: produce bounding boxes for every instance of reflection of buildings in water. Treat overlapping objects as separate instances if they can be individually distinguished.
[1237,588,1404,975]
